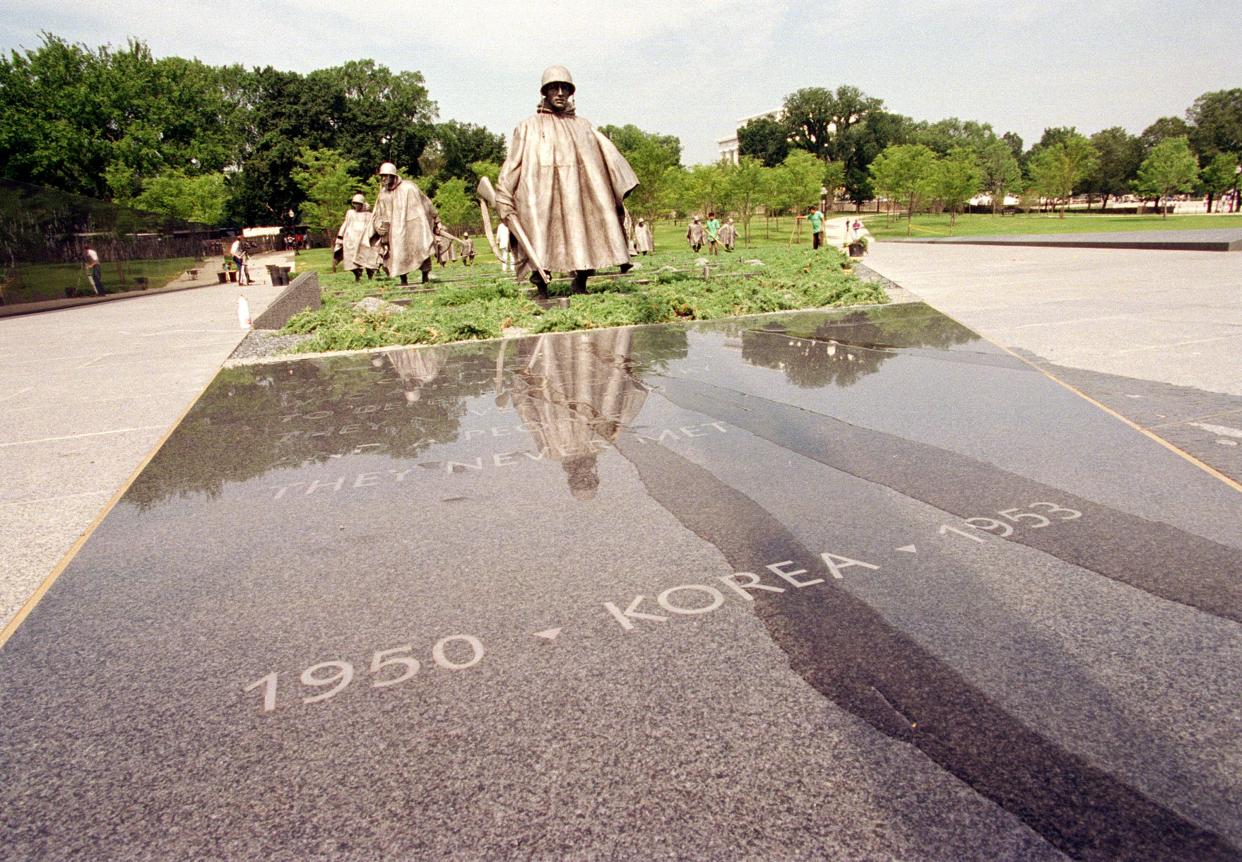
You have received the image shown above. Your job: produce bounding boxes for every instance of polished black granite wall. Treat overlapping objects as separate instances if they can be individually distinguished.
[2,304,1239,860]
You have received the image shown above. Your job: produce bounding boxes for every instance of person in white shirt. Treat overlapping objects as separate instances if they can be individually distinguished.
[83,246,104,295]
[229,237,252,285]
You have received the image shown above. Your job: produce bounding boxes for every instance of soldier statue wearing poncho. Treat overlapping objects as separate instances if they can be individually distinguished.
[335,193,381,281]
[372,162,439,285]
[494,66,639,298]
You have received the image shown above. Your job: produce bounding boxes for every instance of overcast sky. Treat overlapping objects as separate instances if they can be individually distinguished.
[3,0,1239,164]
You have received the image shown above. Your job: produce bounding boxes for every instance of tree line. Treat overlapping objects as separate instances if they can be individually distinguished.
[0,35,504,228]
[736,85,1242,231]
[2,35,1238,237]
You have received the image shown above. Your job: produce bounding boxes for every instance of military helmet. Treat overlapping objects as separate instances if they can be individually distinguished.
[378,162,398,177]
[540,65,575,94]
[351,193,366,204]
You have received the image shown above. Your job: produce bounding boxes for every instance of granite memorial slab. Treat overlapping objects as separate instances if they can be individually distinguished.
[1,303,1239,860]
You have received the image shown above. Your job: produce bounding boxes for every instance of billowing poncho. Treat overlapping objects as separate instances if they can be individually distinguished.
[686,221,704,246]
[495,104,639,280]
[372,179,438,278]
[718,222,736,248]
[635,222,653,253]
[337,207,380,271]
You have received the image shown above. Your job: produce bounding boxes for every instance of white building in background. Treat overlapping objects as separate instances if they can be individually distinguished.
[716,109,781,163]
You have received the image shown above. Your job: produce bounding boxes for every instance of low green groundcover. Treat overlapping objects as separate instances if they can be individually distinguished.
[283,246,887,353]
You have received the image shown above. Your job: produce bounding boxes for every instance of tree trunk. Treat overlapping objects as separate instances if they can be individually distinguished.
[906,193,915,236]
[1161,194,1167,218]
[1206,192,1214,213]
[1101,193,1110,211]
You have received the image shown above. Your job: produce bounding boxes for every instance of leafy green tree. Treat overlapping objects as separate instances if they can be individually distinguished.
[976,139,1022,213]
[1133,136,1199,218]
[839,109,913,207]
[822,160,846,203]
[1002,132,1023,160]
[1027,133,1098,217]
[1199,152,1238,212]
[683,162,732,216]
[433,120,505,183]
[600,124,683,220]
[131,169,228,224]
[291,147,360,230]
[782,85,882,161]
[657,165,689,217]
[737,116,789,167]
[869,144,938,234]
[779,150,827,211]
[468,160,500,185]
[726,156,766,242]
[433,178,478,231]
[1187,89,1242,159]
[929,148,982,231]
[912,118,996,156]
[1084,127,1142,209]
[1140,116,1192,156]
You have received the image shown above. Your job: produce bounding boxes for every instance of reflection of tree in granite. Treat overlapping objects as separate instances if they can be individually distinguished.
[123,347,498,509]
[739,306,979,389]
[496,330,649,500]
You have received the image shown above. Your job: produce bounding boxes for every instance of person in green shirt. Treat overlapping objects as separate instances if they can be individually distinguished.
[807,206,824,250]
[705,212,721,256]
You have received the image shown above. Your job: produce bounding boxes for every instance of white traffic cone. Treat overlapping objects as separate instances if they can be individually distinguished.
[237,295,252,329]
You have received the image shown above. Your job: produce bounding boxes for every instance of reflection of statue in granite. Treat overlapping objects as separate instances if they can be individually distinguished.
[494,66,639,297]
[372,162,438,286]
[378,347,444,402]
[496,330,648,499]
[336,193,380,281]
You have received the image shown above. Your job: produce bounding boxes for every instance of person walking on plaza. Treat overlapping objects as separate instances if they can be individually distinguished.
[494,65,639,297]
[460,231,476,266]
[808,205,824,250]
[372,162,439,286]
[229,236,253,284]
[719,217,736,252]
[83,245,105,295]
[336,193,380,281]
[705,212,721,256]
[686,216,704,252]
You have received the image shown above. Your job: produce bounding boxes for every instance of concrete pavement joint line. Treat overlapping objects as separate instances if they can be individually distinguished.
[0,387,32,403]
[0,377,218,650]
[1006,351,1242,495]
[861,258,1242,491]
[1110,334,1242,356]
[0,425,165,448]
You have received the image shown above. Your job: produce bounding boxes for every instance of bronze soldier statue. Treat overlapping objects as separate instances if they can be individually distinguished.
[494,66,639,297]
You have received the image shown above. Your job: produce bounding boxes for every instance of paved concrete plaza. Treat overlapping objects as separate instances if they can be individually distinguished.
[1,305,1238,858]
[864,241,1242,482]
[894,226,1242,252]
[0,270,286,632]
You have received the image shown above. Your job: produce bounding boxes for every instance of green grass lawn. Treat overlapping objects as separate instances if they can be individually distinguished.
[1,256,203,304]
[286,228,884,353]
[861,211,1242,240]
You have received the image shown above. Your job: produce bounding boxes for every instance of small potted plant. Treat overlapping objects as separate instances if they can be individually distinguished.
[847,236,868,258]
